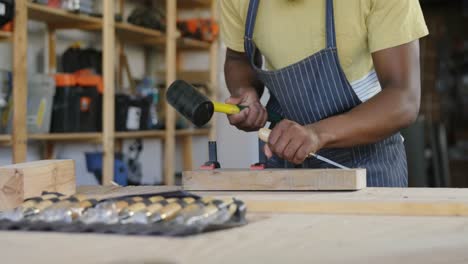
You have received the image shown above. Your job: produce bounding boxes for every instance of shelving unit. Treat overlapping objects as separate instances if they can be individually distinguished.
[175,1,219,173]
[4,0,219,185]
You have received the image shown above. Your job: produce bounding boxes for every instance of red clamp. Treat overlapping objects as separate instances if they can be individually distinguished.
[250,163,266,170]
[200,163,218,170]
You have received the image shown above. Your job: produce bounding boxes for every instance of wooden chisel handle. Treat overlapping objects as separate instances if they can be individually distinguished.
[258,128,349,169]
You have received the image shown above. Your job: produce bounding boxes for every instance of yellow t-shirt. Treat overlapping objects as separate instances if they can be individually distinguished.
[220,0,429,85]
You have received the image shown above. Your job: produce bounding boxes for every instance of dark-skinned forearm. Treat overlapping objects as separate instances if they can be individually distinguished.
[224,48,264,97]
[310,86,419,148]
[310,41,421,149]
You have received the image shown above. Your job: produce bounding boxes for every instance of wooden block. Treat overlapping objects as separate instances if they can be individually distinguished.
[183,169,366,191]
[0,160,76,210]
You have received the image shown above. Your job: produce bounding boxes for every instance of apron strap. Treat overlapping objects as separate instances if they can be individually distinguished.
[244,0,337,58]
[326,0,337,48]
[244,0,260,60]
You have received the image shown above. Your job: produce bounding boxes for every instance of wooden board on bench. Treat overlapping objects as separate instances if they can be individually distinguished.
[0,160,76,210]
[182,169,366,191]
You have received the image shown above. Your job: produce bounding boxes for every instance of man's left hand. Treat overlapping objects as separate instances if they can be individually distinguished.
[264,120,324,164]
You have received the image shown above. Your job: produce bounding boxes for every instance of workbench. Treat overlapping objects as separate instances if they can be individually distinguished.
[1,187,468,263]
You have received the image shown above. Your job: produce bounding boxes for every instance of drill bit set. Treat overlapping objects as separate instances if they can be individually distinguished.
[0,191,247,236]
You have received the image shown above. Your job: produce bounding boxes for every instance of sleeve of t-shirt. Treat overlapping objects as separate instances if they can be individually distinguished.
[367,0,429,53]
[220,0,246,52]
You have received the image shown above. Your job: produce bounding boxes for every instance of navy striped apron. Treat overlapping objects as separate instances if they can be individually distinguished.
[245,0,408,187]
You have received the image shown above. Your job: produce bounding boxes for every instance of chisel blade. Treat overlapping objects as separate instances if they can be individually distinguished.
[309,153,349,169]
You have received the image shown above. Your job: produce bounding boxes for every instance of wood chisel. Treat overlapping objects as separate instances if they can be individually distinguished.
[258,128,350,169]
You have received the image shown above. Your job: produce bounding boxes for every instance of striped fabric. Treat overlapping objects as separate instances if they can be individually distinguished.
[245,0,408,187]
[350,70,382,102]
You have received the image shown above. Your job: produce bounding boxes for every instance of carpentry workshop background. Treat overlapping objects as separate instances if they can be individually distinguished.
[2,0,468,263]
[0,0,466,188]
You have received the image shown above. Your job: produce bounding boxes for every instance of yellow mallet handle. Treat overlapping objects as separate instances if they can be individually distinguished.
[213,102,241,115]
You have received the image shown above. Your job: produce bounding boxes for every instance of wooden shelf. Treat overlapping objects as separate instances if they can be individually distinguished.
[156,70,211,84]
[178,0,212,9]
[27,3,101,29]
[178,38,211,50]
[0,31,12,41]
[1,130,209,143]
[27,4,165,44]
[115,22,165,46]
[0,134,12,144]
[28,133,102,142]
[115,130,165,139]
[176,128,210,136]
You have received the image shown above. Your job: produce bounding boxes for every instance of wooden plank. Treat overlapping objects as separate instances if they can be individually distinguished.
[177,0,211,9]
[115,130,165,139]
[175,128,210,136]
[0,160,76,210]
[0,31,12,42]
[182,136,193,171]
[208,0,219,141]
[183,169,366,191]
[75,186,468,217]
[47,27,57,73]
[102,0,115,185]
[115,22,164,46]
[45,27,57,160]
[1,213,468,264]
[28,133,102,142]
[12,0,28,164]
[164,0,177,185]
[0,135,12,143]
[156,71,211,85]
[196,188,468,216]
[178,38,211,50]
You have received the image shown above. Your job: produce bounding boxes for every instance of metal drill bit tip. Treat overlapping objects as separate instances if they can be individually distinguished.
[309,153,349,169]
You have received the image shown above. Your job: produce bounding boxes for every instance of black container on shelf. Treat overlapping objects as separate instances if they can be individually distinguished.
[115,94,152,131]
[51,73,102,132]
[0,0,14,27]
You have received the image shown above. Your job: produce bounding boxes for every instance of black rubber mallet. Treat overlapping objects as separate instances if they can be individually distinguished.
[166,80,282,127]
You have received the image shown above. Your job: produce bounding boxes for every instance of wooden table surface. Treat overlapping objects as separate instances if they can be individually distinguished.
[1,187,468,264]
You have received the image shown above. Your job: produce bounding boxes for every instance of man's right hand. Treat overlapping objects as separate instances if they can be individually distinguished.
[226,89,268,132]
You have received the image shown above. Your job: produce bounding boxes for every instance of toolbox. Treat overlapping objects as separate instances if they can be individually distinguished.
[61,46,102,75]
[51,72,102,133]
